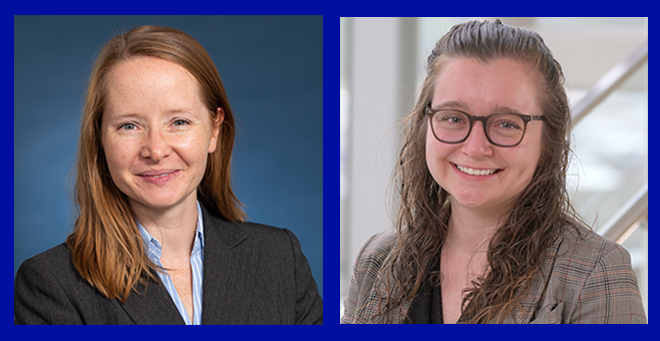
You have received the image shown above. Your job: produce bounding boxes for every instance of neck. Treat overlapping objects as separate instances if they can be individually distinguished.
[446,199,509,253]
[131,195,199,259]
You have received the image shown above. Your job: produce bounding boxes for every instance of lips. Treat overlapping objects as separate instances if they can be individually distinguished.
[137,169,180,184]
[454,163,502,176]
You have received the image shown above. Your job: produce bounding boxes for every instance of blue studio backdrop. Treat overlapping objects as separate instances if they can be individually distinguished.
[14,15,323,298]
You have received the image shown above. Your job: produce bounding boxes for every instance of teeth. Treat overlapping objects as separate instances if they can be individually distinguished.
[149,173,171,178]
[456,165,497,176]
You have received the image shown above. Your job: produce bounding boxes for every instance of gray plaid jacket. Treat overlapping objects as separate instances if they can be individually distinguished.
[341,224,646,324]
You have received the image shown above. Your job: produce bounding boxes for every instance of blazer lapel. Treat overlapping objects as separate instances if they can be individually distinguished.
[498,233,564,324]
[120,274,185,325]
[200,207,260,324]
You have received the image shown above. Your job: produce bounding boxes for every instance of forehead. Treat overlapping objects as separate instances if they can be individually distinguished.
[104,56,203,108]
[432,57,541,114]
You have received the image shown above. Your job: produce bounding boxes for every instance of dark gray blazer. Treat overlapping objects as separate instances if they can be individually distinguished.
[14,206,323,325]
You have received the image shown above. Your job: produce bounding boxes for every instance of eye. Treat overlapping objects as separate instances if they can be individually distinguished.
[496,120,521,130]
[436,111,467,125]
[489,114,524,131]
[119,122,136,130]
[173,119,190,126]
[446,116,464,124]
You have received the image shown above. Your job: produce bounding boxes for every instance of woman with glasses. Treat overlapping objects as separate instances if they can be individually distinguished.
[341,20,645,324]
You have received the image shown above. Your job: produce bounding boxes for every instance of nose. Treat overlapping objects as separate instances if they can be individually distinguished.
[140,129,172,162]
[461,121,493,158]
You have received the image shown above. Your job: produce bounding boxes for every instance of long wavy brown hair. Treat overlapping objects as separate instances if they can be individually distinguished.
[66,25,245,302]
[378,20,582,323]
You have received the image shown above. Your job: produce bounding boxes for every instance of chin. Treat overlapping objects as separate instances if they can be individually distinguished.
[455,198,488,209]
[136,200,180,211]
[130,192,189,210]
[450,191,492,208]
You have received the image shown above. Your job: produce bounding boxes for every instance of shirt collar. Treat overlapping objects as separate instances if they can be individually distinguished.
[137,201,205,261]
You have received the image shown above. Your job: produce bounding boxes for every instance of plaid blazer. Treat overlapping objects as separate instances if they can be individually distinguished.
[341,224,646,324]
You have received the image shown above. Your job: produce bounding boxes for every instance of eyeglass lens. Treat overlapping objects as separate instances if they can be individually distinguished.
[430,110,526,146]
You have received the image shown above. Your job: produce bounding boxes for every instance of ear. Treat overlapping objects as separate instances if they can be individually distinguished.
[208,107,224,154]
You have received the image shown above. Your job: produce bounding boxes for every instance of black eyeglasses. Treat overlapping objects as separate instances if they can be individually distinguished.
[426,108,545,147]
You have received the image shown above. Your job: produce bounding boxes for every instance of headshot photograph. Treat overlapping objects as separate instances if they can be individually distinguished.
[340,17,647,324]
[14,15,323,325]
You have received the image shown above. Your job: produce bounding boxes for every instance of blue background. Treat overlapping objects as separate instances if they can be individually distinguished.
[13,15,323,298]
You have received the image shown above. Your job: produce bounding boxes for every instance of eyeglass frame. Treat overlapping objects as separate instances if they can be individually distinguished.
[425,107,546,147]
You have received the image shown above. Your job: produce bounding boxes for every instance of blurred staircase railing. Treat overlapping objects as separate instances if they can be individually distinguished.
[570,41,648,243]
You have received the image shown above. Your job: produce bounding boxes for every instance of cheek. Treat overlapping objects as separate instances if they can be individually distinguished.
[425,125,439,159]
[425,128,450,185]
[177,133,214,165]
[425,129,436,171]
[526,130,544,171]
[425,128,453,166]
[101,134,119,166]
[510,134,543,182]
[102,137,133,174]
[100,138,135,196]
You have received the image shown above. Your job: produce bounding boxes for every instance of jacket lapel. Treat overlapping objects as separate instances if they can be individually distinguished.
[498,233,564,324]
[200,207,260,324]
[120,274,185,325]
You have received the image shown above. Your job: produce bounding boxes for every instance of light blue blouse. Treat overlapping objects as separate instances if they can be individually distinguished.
[137,201,204,325]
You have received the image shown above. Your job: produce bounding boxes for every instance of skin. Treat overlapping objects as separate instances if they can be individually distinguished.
[101,56,222,323]
[425,57,544,323]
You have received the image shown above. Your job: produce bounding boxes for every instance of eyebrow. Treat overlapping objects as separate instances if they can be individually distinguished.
[106,108,196,119]
[105,112,141,121]
[490,105,523,115]
[166,108,194,115]
[432,100,523,115]
[431,100,464,109]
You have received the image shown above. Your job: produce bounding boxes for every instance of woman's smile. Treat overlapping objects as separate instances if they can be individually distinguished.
[453,163,502,177]
[137,169,181,185]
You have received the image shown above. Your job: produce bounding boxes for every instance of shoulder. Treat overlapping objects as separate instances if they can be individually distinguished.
[238,220,296,241]
[201,208,313,276]
[15,243,79,302]
[351,229,398,299]
[16,243,74,280]
[354,229,398,273]
[539,223,646,323]
[203,210,302,252]
[201,209,323,324]
[555,223,632,268]
[341,230,397,324]
[14,243,87,324]
[201,203,292,239]
[237,220,307,258]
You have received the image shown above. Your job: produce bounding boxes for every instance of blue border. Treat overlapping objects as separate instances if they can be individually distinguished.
[7,3,656,340]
